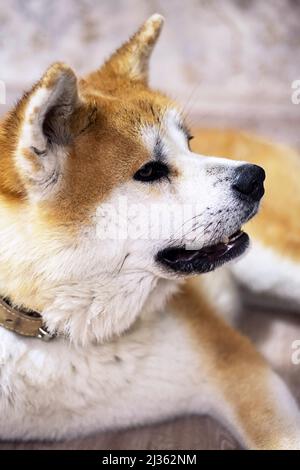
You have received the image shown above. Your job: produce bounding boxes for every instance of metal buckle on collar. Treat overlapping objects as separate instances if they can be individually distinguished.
[37,326,55,341]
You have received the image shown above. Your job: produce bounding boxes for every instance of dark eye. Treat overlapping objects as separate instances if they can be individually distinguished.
[134,161,170,183]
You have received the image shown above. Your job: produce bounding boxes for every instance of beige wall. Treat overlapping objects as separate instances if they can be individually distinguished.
[1,0,299,146]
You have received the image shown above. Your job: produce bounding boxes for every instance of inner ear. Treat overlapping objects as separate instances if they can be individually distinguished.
[34,63,80,148]
[14,63,86,195]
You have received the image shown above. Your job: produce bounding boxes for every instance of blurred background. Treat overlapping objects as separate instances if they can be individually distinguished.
[1,0,300,146]
[1,0,300,450]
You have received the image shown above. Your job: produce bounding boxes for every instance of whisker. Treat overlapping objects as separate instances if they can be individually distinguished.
[180,83,202,119]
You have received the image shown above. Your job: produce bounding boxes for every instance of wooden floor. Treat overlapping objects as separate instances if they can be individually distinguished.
[0,417,240,450]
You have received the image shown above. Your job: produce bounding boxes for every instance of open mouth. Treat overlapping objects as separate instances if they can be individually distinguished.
[156,230,249,274]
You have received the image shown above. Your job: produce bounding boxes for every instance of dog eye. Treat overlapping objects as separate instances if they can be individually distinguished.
[134,161,169,182]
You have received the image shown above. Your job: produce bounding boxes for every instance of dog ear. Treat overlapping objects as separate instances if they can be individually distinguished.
[99,14,164,83]
[14,63,86,197]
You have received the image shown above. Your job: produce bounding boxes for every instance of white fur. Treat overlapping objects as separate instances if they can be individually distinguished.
[1,299,300,450]
[192,266,241,324]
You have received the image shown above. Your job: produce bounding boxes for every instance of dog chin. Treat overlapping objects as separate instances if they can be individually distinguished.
[156,230,249,275]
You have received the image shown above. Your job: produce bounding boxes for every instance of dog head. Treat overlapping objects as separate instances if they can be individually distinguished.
[0,15,264,342]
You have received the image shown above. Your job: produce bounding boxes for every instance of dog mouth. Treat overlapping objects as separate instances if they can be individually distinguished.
[156,229,249,274]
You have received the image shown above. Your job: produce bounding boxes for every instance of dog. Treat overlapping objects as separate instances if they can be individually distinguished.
[0,14,299,449]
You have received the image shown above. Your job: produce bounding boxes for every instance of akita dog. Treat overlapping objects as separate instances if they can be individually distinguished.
[0,14,299,449]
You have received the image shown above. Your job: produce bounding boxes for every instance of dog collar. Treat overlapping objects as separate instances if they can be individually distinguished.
[0,296,54,341]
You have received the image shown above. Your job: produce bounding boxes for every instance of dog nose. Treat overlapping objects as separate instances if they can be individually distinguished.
[232,164,265,201]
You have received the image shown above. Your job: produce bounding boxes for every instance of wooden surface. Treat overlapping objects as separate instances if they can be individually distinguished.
[0,417,240,450]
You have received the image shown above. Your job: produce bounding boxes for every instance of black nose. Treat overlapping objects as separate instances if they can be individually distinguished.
[232,164,265,201]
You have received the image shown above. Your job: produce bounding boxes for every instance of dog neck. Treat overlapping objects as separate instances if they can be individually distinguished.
[0,263,179,345]
[42,273,179,345]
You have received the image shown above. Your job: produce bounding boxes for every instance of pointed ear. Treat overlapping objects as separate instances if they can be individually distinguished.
[100,14,164,83]
[15,63,88,197]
